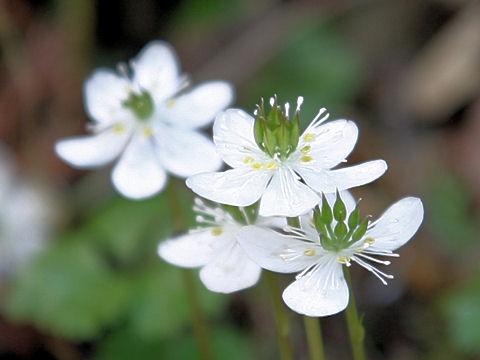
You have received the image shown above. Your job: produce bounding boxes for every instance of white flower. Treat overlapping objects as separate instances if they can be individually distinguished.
[0,145,54,275]
[237,193,424,316]
[186,97,387,217]
[55,41,234,199]
[158,198,282,293]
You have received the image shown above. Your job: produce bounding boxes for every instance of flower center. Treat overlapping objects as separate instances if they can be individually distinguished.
[253,96,301,160]
[122,90,154,120]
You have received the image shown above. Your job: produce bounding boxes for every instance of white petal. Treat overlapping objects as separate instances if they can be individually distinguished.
[297,160,388,194]
[160,81,234,129]
[199,243,261,293]
[213,109,262,168]
[282,259,349,317]
[237,225,318,273]
[158,228,234,268]
[298,119,358,168]
[259,168,319,217]
[186,167,271,206]
[154,124,222,178]
[55,127,131,169]
[366,197,424,251]
[132,41,181,102]
[111,131,167,199]
[84,69,133,126]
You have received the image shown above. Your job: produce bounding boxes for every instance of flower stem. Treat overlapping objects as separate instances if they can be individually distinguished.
[264,271,294,360]
[166,179,215,360]
[343,267,366,360]
[303,316,326,360]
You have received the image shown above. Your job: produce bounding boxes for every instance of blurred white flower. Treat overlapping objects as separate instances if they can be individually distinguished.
[55,41,234,199]
[158,199,282,293]
[238,194,424,316]
[0,146,54,275]
[187,97,387,217]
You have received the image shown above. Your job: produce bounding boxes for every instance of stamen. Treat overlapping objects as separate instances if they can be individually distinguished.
[296,96,304,111]
[284,103,290,119]
[211,227,223,236]
[244,157,255,164]
[304,249,316,256]
[113,123,125,134]
[300,156,313,162]
[301,145,311,153]
[311,107,329,125]
[143,126,154,138]
[252,163,264,169]
[304,134,316,142]
[266,162,277,169]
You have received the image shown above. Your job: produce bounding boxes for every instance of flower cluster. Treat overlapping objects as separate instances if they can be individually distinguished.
[54,40,424,318]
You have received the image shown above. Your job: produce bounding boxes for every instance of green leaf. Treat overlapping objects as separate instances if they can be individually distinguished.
[2,237,131,340]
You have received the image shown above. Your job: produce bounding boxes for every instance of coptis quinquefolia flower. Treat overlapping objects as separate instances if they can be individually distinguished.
[158,198,283,293]
[186,96,387,217]
[237,191,424,317]
[55,41,233,199]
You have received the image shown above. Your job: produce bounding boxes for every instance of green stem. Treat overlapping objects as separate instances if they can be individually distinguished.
[343,268,366,360]
[303,316,325,360]
[166,179,215,360]
[264,271,294,360]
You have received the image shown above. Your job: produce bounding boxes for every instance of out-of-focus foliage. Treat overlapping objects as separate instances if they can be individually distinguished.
[428,172,479,252]
[244,25,363,124]
[440,274,480,354]
[2,187,225,341]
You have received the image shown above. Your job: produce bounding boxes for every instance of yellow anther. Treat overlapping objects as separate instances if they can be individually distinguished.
[252,163,264,169]
[113,123,125,134]
[303,249,316,256]
[338,256,351,265]
[266,162,277,170]
[166,99,176,108]
[211,227,223,236]
[304,133,316,141]
[143,126,154,138]
[301,156,313,162]
[301,145,311,154]
[365,237,375,244]
[244,157,255,164]
[355,249,364,253]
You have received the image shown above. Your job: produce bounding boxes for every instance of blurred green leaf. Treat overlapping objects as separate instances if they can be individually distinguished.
[427,173,479,252]
[2,236,131,340]
[172,0,242,30]
[440,273,480,353]
[95,325,252,360]
[125,260,226,340]
[244,25,363,127]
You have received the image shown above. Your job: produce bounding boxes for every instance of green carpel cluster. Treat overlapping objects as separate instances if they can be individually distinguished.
[254,96,300,160]
[313,192,370,252]
[122,90,154,120]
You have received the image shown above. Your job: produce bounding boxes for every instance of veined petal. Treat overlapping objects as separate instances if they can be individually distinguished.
[282,259,349,317]
[160,81,234,129]
[55,127,131,168]
[132,41,181,102]
[297,119,358,169]
[296,160,388,194]
[111,131,167,199]
[154,124,222,178]
[366,197,424,251]
[158,228,234,268]
[259,168,319,217]
[186,167,271,207]
[237,225,319,273]
[213,109,262,168]
[199,243,261,293]
[84,69,133,126]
